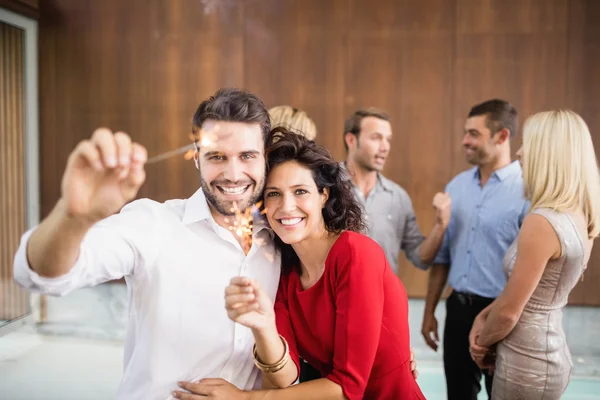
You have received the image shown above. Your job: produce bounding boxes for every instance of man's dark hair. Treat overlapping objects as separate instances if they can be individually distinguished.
[468,99,518,139]
[192,88,271,143]
[343,107,390,151]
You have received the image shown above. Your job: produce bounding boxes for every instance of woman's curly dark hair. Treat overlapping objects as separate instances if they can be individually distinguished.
[264,127,366,274]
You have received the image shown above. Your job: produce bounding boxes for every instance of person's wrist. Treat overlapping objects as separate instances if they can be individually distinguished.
[252,319,278,340]
[434,218,448,229]
[247,390,270,400]
[55,199,99,230]
[423,307,436,317]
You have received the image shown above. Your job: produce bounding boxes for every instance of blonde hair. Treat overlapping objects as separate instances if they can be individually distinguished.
[268,105,317,140]
[522,110,600,237]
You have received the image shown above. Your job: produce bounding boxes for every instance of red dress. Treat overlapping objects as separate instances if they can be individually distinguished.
[275,231,426,399]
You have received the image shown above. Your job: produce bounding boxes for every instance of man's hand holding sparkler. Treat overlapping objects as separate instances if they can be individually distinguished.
[26,128,147,279]
[62,128,148,222]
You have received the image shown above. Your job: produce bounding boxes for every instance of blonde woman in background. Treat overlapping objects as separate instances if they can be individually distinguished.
[269,105,317,140]
[469,110,600,399]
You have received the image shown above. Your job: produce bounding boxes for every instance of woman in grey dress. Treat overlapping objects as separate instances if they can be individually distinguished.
[468,110,600,399]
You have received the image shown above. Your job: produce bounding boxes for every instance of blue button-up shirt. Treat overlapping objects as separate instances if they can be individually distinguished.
[433,161,530,298]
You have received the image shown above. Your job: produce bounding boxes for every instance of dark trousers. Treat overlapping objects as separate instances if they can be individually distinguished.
[444,291,495,400]
[299,359,321,382]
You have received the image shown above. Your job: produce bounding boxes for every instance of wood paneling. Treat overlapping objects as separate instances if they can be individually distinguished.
[243,0,348,161]
[566,0,600,304]
[0,0,39,19]
[0,21,29,320]
[343,0,457,297]
[36,0,600,304]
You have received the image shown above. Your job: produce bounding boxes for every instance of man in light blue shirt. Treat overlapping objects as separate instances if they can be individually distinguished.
[422,99,529,400]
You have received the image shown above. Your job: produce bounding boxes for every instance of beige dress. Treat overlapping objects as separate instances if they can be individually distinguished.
[492,208,587,399]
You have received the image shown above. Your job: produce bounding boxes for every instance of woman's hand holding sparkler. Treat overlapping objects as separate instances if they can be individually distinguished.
[61,128,148,223]
[225,277,297,389]
[225,277,275,331]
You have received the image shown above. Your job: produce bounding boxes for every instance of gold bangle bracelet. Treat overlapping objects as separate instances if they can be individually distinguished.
[252,335,290,373]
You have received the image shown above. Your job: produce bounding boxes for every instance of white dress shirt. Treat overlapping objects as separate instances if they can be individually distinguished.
[13,189,281,400]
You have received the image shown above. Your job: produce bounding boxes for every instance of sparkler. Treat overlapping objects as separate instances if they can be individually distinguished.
[224,200,268,255]
[145,143,196,165]
[145,123,220,165]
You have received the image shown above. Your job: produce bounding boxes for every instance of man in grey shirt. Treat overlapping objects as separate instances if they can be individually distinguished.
[342,108,451,273]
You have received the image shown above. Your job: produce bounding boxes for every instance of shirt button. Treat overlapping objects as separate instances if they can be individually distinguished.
[467,250,471,254]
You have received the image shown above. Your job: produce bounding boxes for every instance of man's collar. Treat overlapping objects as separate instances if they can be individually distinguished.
[182,188,212,225]
[472,160,522,182]
[340,161,393,193]
[251,207,274,239]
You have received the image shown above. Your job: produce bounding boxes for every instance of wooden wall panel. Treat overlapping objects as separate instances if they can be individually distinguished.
[243,0,348,159]
[343,0,457,297]
[35,0,600,304]
[566,0,600,305]
[0,21,29,321]
[452,0,571,175]
[39,0,247,212]
[0,0,39,19]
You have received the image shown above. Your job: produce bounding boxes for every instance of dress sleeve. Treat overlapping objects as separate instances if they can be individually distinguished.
[325,236,385,400]
[273,273,301,378]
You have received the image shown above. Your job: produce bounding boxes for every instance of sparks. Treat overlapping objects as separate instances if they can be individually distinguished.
[224,201,266,255]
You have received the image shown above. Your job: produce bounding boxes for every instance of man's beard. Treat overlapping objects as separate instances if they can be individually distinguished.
[356,154,381,172]
[200,175,265,216]
[465,147,489,166]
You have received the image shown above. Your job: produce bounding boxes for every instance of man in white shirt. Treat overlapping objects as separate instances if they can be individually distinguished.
[13,88,282,400]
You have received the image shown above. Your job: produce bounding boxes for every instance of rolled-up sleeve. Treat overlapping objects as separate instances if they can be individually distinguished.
[432,183,453,266]
[13,199,160,296]
[398,193,427,270]
[432,229,450,265]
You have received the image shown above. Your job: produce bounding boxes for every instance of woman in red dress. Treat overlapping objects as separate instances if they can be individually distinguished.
[225,130,425,399]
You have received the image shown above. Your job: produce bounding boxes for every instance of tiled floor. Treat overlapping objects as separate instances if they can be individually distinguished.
[1,328,599,400]
[2,290,600,399]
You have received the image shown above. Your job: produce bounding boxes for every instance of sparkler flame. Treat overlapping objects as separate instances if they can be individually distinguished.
[223,200,268,255]
[224,201,256,254]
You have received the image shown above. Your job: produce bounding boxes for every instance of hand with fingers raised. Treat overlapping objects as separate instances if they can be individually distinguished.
[61,128,148,223]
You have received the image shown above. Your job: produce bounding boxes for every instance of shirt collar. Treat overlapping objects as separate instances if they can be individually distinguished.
[182,188,212,225]
[340,161,393,193]
[250,206,274,239]
[473,160,522,182]
[182,188,274,238]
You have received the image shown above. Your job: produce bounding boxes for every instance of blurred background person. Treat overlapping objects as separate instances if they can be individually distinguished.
[269,105,317,140]
[422,99,529,400]
[469,110,600,399]
[341,108,451,273]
